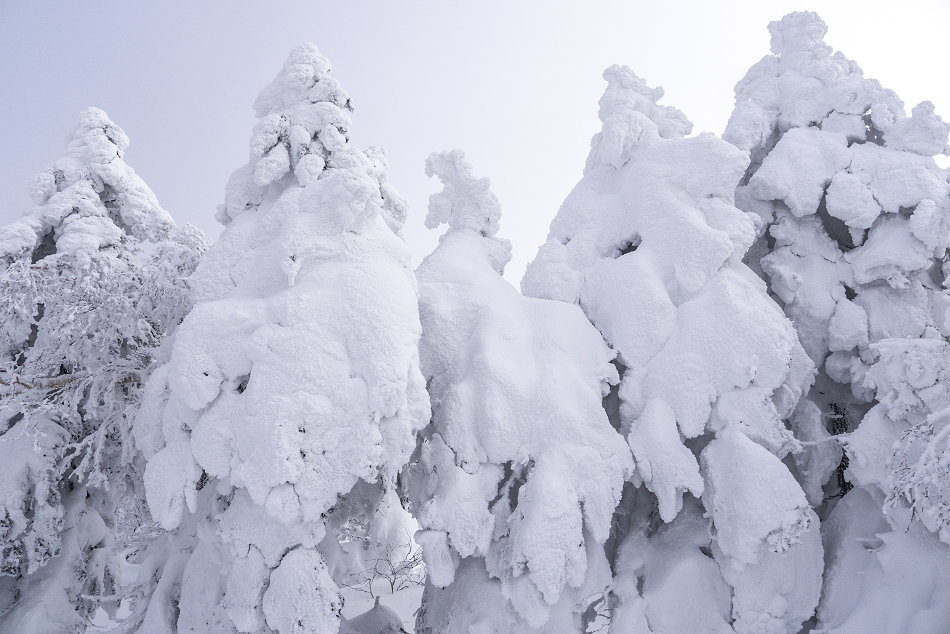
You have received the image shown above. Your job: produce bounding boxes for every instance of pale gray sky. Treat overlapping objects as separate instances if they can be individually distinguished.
[2,1,947,280]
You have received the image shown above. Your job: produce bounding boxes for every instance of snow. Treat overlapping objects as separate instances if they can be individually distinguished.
[0,491,108,634]
[523,61,820,633]
[262,548,342,633]
[845,215,932,286]
[0,418,67,576]
[702,431,814,565]
[728,10,950,632]
[424,150,503,238]
[849,143,947,215]
[0,105,176,262]
[827,297,869,353]
[143,43,427,524]
[0,106,204,629]
[525,65,810,459]
[845,339,950,541]
[1,11,949,633]
[408,150,631,629]
[142,440,201,530]
[609,494,733,634]
[628,398,702,522]
[134,43,428,633]
[702,432,823,634]
[887,100,950,156]
[586,65,692,172]
[817,488,950,633]
[825,171,880,233]
[749,127,850,218]
[341,595,410,634]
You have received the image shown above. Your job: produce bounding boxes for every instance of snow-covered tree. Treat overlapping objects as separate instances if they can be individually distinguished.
[0,107,205,631]
[133,43,428,633]
[725,12,950,630]
[522,66,822,633]
[406,150,632,632]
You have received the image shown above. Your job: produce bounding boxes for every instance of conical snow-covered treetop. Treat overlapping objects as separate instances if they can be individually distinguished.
[134,43,428,633]
[727,12,949,158]
[0,107,204,631]
[2,107,176,259]
[217,42,406,234]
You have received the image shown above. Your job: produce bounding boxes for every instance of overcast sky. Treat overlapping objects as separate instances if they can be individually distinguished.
[2,1,947,281]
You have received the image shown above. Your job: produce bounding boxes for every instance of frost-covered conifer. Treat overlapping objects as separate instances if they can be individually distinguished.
[523,66,822,633]
[0,108,205,631]
[407,150,632,632]
[725,12,950,630]
[133,44,428,633]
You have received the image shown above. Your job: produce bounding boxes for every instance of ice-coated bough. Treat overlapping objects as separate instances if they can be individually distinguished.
[134,44,428,633]
[0,108,205,630]
[407,150,632,632]
[726,11,950,631]
[523,64,822,634]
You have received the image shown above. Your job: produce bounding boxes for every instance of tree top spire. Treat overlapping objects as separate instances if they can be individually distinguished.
[425,149,511,273]
[768,11,831,60]
[586,65,692,171]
